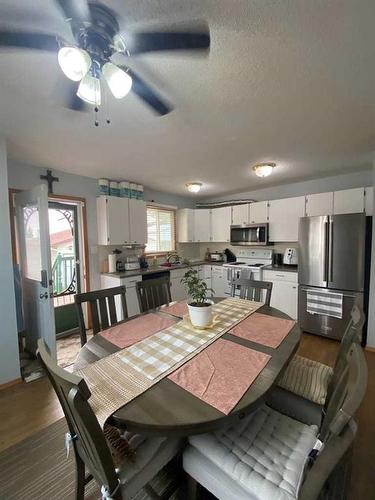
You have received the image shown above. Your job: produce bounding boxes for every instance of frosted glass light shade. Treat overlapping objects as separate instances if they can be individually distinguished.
[58,47,91,81]
[253,163,276,177]
[102,62,132,99]
[186,182,202,193]
[77,73,101,105]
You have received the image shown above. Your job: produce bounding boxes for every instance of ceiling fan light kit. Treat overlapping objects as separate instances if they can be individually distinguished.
[253,163,276,178]
[0,0,210,117]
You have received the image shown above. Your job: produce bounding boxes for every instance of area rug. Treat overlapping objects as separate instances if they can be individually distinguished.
[0,418,184,500]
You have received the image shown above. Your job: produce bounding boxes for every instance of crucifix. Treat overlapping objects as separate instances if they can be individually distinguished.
[40,169,59,194]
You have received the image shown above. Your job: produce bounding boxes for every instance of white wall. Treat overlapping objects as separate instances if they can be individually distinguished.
[201,169,373,203]
[0,142,21,384]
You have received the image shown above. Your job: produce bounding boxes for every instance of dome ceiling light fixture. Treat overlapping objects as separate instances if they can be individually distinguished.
[0,0,210,125]
[252,162,276,178]
[186,182,203,193]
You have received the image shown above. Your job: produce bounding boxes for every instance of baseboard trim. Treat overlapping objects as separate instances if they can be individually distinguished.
[0,378,22,391]
[365,345,375,353]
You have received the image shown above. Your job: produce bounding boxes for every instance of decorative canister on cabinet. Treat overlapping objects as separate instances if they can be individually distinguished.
[109,181,120,197]
[98,178,109,196]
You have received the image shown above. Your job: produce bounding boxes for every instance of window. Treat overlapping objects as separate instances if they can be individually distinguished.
[146,206,176,254]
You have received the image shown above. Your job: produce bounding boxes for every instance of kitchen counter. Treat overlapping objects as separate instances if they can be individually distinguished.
[263,264,298,273]
[100,260,224,279]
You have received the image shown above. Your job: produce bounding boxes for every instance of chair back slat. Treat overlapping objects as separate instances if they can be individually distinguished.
[231,279,273,306]
[37,340,119,494]
[75,286,128,346]
[136,276,172,313]
[98,297,109,330]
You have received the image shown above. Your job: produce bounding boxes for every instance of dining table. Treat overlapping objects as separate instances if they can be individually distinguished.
[74,298,301,438]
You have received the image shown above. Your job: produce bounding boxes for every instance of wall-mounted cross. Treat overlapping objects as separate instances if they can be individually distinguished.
[40,169,59,194]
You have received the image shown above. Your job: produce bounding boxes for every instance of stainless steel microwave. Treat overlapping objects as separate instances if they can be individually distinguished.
[230,223,269,246]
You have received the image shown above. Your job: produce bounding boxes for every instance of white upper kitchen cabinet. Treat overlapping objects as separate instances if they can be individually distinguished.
[305,192,333,216]
[211,206,231,242]
[333,188,365,215]
[97,196,130,245]
[249,201,268,223]
[129,199,147,245]
[268,196,305,242]
[232,204,249,225]
[194,209,211,242]
[177,209,195,243]
[365,186,373,215]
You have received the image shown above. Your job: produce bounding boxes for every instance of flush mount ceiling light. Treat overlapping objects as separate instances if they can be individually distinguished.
[186,182,203,193]
[253,163,276,178]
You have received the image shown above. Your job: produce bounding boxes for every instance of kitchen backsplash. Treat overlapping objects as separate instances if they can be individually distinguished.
[194,242,299,261]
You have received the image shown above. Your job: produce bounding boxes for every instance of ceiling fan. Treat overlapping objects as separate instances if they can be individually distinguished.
[0,0,210,116]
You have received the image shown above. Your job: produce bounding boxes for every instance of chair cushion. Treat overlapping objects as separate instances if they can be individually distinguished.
[278,355,333,405]
[184,406,318,500]
[118,433,183,500]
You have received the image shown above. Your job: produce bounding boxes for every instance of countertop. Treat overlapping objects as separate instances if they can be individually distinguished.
[100,260,223,279]
[263,264,298,273]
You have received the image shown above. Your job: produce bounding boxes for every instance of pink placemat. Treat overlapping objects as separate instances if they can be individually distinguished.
[160,300,189,318]
[229,312,296,349]
[100,313,177,348]
[168,339,271,414]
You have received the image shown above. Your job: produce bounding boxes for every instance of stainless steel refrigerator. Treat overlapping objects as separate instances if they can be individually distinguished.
[298,213,366,340]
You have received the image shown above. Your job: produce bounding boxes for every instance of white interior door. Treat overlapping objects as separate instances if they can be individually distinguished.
[15,185,56,356]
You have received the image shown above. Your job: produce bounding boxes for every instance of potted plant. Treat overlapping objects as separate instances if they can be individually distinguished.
[181,267,214,328]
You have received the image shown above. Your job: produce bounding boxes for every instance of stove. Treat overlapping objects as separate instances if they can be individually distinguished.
[223,249,273,296]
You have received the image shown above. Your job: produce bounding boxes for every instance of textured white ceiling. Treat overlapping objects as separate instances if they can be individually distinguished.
[0,0,374,198]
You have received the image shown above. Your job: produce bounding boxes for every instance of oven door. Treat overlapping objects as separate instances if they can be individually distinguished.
[224,267,242,295]
[230,224,268,245]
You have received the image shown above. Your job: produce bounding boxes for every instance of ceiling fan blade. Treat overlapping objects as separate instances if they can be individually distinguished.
[119,66,172,116]
[55,0,91,23]
[0,31,59,51]
[126,29,210,55]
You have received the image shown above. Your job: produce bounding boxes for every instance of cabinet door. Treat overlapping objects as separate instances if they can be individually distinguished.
[333,188,365,214]
[129,199,147,245]
[211,266,225,297]
[305,192,333,216]
[365,187,373,215]
[177,209,194,243]
[106,197,130,245]
[268,196,305,242]
[211,207,231,242]
[270,280,298,319]
[194,209,211,242]
[249,201,268,223]
[232,204,249,225]
[171,278,187,301]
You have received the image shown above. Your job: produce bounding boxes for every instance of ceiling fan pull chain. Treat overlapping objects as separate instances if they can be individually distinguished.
[94,105,99,127]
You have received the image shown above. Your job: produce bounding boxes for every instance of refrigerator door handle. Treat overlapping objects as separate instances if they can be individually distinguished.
[328,218,334,282]
[323,218,329,285]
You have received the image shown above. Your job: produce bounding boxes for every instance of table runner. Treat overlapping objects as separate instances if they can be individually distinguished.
[229,312,296,349]
[100,313,178,348]
[77,297,263,427]
[168,338,271,414]
[160,300,189,318]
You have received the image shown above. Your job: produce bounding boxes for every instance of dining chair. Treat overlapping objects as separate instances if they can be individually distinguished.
[75,286,128,346]
[230,278,273,305]
[267,303,365,425]
[37,339,183,500]
[183,342,367,500]
[136,276,172,313]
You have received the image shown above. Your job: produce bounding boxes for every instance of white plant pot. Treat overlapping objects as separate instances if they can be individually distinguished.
[188,302,213,328]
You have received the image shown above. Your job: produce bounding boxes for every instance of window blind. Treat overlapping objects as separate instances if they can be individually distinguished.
[146,206,176,253]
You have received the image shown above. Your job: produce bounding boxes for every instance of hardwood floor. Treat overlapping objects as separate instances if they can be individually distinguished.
[0,333,374,499]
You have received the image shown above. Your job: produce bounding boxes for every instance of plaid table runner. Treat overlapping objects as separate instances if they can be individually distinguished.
[78,298,262,427]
